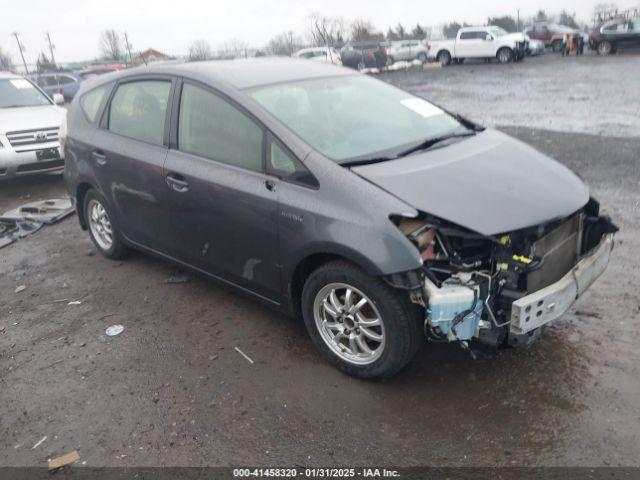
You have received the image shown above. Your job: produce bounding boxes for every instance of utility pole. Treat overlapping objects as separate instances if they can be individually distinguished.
[123,32,141,66]
[12,32,29,75]
[45,32,56,67]
[517,9,520,31]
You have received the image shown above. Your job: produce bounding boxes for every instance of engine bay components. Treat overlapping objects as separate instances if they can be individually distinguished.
[424,275,484,342]
[394,200,617,350]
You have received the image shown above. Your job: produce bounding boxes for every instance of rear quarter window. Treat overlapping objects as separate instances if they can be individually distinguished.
[80,84,112,123]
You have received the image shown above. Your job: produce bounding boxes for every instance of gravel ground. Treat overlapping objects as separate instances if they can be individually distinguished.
[1,53,639,468]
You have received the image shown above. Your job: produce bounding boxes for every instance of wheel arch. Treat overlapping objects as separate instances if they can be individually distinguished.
[75,181,95,230]
[287,246,386,316]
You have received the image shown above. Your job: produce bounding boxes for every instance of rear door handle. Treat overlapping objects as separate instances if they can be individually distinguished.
[92,149,107,165]
[166,173,189,193]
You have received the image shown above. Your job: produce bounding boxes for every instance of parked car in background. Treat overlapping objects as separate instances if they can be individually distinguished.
[30,72,82,102]
[428,26,528,65]
[0,72,66,179]
[77,64,127,80]
[524,23,578,52]
[592,17,640,55]
[293,47,341,65]
[64,58,615,378]
[386,39,429,63]
[340,42,389,70]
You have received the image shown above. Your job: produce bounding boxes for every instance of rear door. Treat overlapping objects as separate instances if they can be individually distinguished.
[164,79,281,301]
[456,31,484,57]
[91,76,175,251]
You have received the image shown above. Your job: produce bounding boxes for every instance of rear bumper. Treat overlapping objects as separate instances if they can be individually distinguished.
[509,233,614,334]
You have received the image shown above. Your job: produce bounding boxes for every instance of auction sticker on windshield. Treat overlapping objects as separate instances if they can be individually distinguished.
[401,97,444,118]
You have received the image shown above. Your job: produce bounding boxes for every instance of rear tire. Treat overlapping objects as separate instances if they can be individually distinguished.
[83,189,126,260]
[552,39,563,52]
[301,260,423,379]
[437,50,452,66]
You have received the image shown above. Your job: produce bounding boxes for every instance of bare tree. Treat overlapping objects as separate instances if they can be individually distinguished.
[188,40,211,61]
[100,29,122,60]
[350,18,383,42]
[558,10,580,28]
[0,47,12,70]
[307,13,347,47]
[266,31,302,56]
[487,15,518,32]
[228,38,249,58]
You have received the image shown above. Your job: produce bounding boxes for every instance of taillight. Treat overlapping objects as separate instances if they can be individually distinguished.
[427,43,431,51]
[383,48,388,56]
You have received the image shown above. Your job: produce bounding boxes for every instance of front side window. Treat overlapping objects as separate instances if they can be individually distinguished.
[108,80,171,145]
[178,83,263,172]
[249,75,463,163]
[0,78,52,108]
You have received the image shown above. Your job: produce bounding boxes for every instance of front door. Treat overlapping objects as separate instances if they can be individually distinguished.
[92,77,175,251]
[164,80,281,302]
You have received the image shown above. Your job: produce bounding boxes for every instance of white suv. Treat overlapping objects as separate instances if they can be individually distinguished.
[0,72,66,180]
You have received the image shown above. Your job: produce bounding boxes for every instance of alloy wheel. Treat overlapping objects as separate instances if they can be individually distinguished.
[88,199,113,251]
[313,282,385,365]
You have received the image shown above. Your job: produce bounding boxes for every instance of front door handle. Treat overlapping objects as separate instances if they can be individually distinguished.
[166,173,189,193]
[92,149,107,165]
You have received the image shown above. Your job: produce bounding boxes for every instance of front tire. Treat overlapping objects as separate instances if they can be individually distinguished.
[301,260,423,379]
[497,47,514,64]
[83,189,125,259]
[552,39,563,52]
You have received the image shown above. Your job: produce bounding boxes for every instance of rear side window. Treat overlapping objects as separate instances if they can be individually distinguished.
[178,83,263,172]
[108,80,171,145]
[58,75,75,85]
[80,84,111,123]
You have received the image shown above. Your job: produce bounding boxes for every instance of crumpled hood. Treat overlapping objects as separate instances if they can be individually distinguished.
[0,105,65,135]
[352,129,589,235]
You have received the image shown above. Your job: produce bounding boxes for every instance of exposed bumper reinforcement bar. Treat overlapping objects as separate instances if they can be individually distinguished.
[510,233,614,335]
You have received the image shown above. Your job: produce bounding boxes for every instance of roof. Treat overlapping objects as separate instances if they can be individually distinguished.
[123,57,356,90]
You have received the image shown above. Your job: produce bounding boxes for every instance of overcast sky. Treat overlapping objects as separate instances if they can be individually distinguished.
[3,0,605,64]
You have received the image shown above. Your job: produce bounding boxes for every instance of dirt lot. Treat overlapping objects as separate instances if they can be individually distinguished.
[1,52,640,468]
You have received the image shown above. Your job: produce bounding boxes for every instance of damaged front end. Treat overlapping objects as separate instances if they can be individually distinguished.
[388,198,618,351]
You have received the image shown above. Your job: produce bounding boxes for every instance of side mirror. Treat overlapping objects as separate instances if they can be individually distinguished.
[485,34,493,41]
[52,93,65,106]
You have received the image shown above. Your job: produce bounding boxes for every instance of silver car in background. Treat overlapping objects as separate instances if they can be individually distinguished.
[0,72,66,180]
[386,39,429,63]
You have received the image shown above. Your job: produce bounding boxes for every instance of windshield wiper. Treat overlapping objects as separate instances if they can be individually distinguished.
[395,131,477,159]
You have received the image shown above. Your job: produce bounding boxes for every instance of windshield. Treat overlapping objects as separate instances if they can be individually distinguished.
[249,75,463,163]
[0,78,52,108]
[488,27,508,37]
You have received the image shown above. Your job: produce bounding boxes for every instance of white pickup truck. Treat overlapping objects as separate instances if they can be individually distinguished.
[428,26,528,65]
